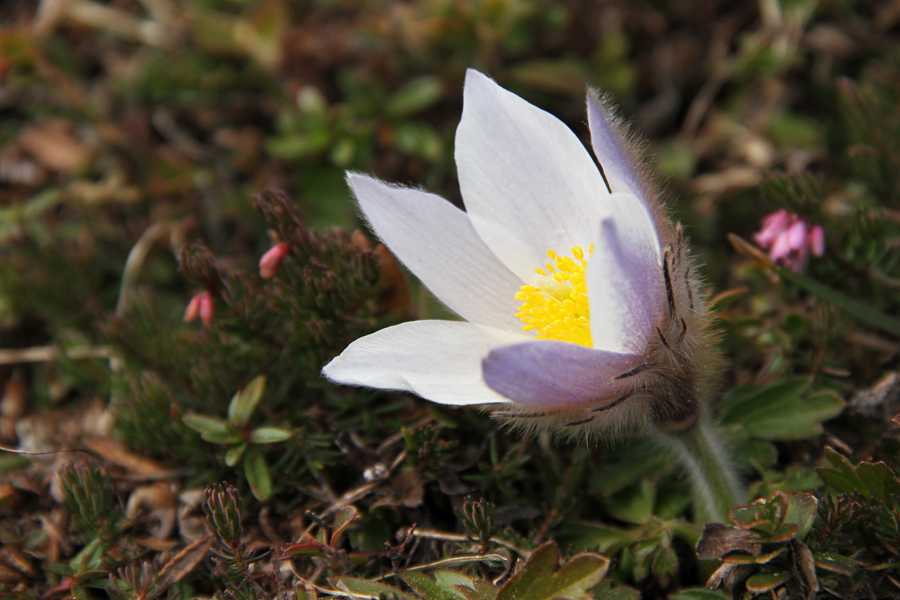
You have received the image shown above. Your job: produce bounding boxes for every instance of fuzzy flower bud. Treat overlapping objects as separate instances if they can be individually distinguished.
[259,242,290,279]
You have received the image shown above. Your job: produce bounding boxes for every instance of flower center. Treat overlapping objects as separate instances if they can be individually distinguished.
[515,245,593,347]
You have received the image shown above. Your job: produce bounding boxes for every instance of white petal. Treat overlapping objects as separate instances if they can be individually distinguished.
[349,174,524,331]
[587,193,664,354]
[322,320,528,405]
[455,69,609,281]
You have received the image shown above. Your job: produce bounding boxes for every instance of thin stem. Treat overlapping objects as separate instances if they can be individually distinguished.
[662,416,744,524]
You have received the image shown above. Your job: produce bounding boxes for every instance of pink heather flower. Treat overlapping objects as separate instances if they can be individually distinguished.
[259,242,290,279]
[753,209,791,247]
[185,291,214,324]
[753,210,825,273]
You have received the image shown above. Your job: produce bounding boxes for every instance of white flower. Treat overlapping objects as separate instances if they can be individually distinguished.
[323,70,712,437]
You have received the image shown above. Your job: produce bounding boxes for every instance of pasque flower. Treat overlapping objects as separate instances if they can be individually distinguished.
[323,70,718,439]
[753,209,824,273]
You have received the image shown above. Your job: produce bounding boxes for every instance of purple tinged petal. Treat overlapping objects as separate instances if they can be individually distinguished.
[586,90,644,199]
[482,340,643,408]
[587,193,664,355]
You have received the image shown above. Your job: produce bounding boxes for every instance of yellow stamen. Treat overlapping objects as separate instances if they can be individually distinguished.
[515,245,593,347]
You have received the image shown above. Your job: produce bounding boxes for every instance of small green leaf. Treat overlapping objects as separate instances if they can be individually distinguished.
[744,572,788,593]
[244,449,272,501]
[498,542,609,600]
[250,427,292,444]
[591,581,641,600]
[816,448,866,496]
[784,493,818,540]
[386,76,443,117]
[456,579,499,600]
[403,572,469,600]
[605,479,655,525]
[434,570,478,591]
[225,443,247,467]
[856,461,900,498]
[329,577,416,600]
[228,375,266,426]
[742,388,843,441]
[497,543,558,600]
[815,552,859,576]
[719,379,810,425]
[561,522,635,554]
[331,505,360,547]
[183,414,229,443]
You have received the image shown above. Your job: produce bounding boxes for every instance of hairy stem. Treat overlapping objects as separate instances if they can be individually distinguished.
[662,416,744,524]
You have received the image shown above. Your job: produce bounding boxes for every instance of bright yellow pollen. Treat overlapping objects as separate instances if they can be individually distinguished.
[515,245,594,347]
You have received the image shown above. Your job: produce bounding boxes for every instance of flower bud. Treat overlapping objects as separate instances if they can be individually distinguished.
[185,291,214,324]
[259,242,290,279]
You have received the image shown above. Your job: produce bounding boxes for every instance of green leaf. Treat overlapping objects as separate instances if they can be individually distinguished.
[182,414,229,443]
[434,570,478,590]
[719,379,810,428]
[331,505,360,547]
[386,76,443,117]
[329,577,416,600]
[816,448,866,496]
[721,381,844,441]
[561,522,635,554]
[590,438,677,494]
[591,582,641,600]
[784,493,818,540]
[815,552,859,576]
[228,375,266,426]
[225,443,247,467]
[498,544,558,600]
[498,542,609,600]
[394,122,443,161]
[817,449,900,499]
[605,479,655,525]
[856,461,900,498]
[403,571,470,600]
[456,580,499,600]
[244,449,272,501]
[744,572,788,593]
[250,427,292,444]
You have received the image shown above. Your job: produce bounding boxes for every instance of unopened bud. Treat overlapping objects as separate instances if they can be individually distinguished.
[185,291,214,324]
[259,242,290,279]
